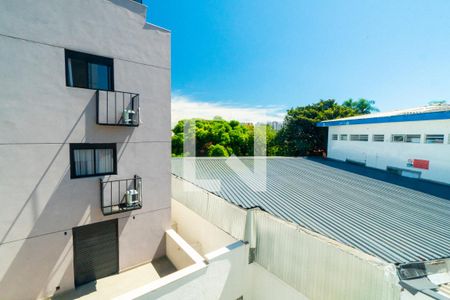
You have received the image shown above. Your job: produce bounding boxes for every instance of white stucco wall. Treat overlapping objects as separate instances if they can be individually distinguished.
[0,1,170,299]
[116,241,248,300]
[170,197,308,300]
[171,199,237,255]
[247,263,308,300]
[327,119,450,184]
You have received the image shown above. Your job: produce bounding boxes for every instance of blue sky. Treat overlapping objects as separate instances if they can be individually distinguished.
[145,0,450,122]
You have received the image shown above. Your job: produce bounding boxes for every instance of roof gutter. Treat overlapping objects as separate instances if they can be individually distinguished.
[317,111,450,127]
[397,260,450,300]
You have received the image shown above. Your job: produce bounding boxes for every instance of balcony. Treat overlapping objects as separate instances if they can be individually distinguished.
[96,90,140,127]
[100,175,142,215]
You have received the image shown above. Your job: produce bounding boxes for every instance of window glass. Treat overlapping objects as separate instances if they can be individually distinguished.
[350,134,359,141]
[425,134,444,144]
[340,134,348,141]
[350,134,368,141]
[88,63,111,90]
[95,148,114,174]
[74,149,95,176]
[392,135,405,142]
[65,50,113,91]
[332,134,338,140]
[70,144,116,178]
[360,134,369,141]
[373,134,384,142]
[406,134,421,143]
[67,58,88,88]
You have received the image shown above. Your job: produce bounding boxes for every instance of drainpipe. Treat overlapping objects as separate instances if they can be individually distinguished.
[244,208,258,263]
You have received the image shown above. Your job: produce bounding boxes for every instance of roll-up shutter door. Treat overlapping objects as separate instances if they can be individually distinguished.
[73,219,118,287]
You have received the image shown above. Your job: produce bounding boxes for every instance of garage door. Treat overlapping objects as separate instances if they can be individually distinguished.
[73,219,118,287]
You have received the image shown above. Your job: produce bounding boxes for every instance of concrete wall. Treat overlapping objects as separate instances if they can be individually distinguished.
[170,197,308,300]
[171,199,237,255]
[117,241,248,300]
[247,263,308,300]
[327,119,450,184]
[172,177,403,300]
[166,229,205,270]
[0,1,170,299]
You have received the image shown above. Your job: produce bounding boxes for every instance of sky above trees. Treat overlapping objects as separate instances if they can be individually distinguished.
[146,0,450,123]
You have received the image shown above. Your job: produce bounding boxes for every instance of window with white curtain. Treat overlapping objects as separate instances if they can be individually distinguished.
[70,144,116,178]
[95,148,114,174]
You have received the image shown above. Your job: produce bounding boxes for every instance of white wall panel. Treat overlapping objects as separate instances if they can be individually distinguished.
[327,120,450,184]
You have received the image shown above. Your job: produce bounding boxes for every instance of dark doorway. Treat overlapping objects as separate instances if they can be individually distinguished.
[73,219,119,287]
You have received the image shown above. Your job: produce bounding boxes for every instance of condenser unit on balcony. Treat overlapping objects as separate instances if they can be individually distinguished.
[126,189,139,206]
[122,109,136,125]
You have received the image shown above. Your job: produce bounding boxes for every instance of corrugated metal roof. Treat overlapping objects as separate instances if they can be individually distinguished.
[171,157,450,264]
[317,104,450,126]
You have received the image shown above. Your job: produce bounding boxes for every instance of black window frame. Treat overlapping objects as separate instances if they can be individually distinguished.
[65,49,114,91]
[70,143,117,179]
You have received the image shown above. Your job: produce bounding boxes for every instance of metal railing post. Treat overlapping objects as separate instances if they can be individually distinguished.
[99,178,104,214]
[96,90,100,124]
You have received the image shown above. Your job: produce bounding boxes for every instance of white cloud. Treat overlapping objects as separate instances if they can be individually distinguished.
[171,94,285,127]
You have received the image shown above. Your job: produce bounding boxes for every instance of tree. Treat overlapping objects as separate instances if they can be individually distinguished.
[207,144,229,157]
[276,99,358,156]
[171,98,378,157]
[171,133,184,157]
[342,98,379,114]
[171,119,253,157]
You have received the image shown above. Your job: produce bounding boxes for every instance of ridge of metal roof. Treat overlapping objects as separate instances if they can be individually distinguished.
[317,105,450,127]
[171,157,450,264]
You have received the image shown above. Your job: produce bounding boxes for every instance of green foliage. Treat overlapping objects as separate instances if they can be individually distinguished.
[171,133,184,156]
[276,99,359,156]
[171,98,377,157]
[171,119,253,157]
[207,144,229,157]
[342,98,379,114]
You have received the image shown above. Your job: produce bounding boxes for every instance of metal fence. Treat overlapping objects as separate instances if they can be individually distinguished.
[96,90,140,127]
[100,175,142,215]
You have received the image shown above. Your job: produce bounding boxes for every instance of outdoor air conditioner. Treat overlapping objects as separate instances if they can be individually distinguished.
[126,189,139,206]
[122,109,136,125]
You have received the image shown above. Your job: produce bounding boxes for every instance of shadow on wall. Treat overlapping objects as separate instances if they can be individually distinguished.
[0,93,139,299]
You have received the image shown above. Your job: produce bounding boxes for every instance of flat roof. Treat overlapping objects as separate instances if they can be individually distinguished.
[172,157,450,264]
[317,105,450,127]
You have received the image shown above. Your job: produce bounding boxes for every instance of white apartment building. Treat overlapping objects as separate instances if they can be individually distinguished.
[317,105,450,184]
[0,1,171,298]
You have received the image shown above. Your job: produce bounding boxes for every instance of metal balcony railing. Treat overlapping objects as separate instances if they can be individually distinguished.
[96,90,140,127]
[100,175,142,215]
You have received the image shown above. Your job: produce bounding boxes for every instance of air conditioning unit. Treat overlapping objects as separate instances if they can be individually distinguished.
[122,109,136,125]
[126,189,139,206]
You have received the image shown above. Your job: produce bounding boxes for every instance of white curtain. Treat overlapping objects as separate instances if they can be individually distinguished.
[96,149,114,174]
[74,149,94,176]
[67,58,74,86]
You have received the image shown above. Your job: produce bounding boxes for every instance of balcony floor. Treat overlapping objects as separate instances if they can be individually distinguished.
[53,256,176,300]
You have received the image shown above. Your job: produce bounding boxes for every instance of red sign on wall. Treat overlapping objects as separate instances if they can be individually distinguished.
[413,159,430,170]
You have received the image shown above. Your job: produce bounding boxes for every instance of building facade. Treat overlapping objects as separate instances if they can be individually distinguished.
[0,0,171,299]
[317,105,450,184]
